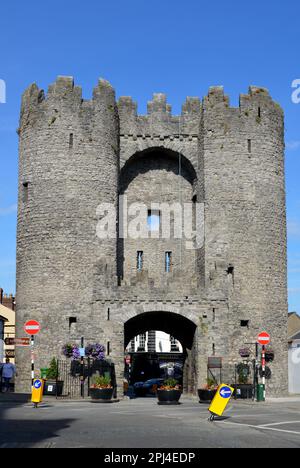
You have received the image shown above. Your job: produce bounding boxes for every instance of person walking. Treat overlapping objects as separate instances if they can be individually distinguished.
[2,358,16,392]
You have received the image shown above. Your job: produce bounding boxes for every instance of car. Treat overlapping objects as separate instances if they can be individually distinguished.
[142,378,165,395]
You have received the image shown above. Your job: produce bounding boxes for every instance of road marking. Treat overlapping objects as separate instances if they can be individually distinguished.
[217,421,300,436]
[259,420,300,428]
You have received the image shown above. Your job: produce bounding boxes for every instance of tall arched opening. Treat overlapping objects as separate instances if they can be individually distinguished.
[124,311,198,394]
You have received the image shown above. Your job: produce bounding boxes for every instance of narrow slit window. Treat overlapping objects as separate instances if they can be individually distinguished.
[23,182,29,203]
[258,107,261,118]
[137,251,143,272]
[165,252,172,273]
[248,139,252,153]
[69,133,74,149]
[107,341,111,356]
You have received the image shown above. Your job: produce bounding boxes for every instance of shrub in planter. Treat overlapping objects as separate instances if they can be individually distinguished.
[90,375,114,400]
[43,358,64,396]
[157,379,182,405]
[198,379,218,403]
[232,363,253,399]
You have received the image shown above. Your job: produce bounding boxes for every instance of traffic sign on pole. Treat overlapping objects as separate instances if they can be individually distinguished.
[257,331,270,402]
[24,320,41,336]
[257,332,270,346]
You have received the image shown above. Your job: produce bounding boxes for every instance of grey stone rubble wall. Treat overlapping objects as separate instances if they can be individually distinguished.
[16,77,288,397]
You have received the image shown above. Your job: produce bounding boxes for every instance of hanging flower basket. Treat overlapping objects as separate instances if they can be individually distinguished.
[62,343,80,360]
[239,348,251,358]
[85,343,105,361]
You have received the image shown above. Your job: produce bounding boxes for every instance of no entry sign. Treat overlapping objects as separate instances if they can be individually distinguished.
[257,332,270,346]
[24,320,41,336]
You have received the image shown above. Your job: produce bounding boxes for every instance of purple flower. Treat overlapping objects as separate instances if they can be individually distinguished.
[85,343,106,361]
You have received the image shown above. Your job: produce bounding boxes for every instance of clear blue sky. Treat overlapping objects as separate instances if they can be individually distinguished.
[0,0,299,313]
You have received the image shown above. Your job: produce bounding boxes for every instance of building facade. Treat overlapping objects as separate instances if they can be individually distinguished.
[0,291,15,362]
[127,331,183,354]
[16,77,288,396]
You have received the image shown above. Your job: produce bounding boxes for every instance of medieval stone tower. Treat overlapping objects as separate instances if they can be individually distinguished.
[16,76,288,396]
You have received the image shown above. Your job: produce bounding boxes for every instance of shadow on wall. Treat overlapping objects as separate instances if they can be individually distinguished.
[0,405,76,447]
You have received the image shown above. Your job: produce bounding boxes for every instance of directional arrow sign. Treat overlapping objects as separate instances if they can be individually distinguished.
[34,380,42,389]
[219,386,233,399]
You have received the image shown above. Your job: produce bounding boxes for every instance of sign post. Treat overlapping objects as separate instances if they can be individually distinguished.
[24,321,41,386]
[257,332,270,402]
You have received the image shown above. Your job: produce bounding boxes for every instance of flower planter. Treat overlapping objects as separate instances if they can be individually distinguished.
[232,384,253,400]
[90,387,114,401]
[43,380,64,397]
[157,389,182,405]
[198,389,217,403]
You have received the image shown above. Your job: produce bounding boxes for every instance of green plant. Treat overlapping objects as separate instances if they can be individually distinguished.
[162,378,178,389]
[91,375,112,389]
[46,358,59,380]
[236,363,250,385]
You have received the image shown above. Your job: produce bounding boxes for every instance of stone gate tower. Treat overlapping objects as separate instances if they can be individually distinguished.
[16,77,288,396]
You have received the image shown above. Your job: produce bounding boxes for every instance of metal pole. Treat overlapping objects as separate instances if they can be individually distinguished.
[31,335,35,386]
[262,344,266,401]
[80,337,84,399]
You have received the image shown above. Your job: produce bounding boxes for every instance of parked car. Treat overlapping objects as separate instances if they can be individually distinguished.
[133,378,165,397]
[143,378,165,395]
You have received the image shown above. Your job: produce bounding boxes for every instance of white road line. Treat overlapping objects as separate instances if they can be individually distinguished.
[218,421,300,436]
[259,421,300,428]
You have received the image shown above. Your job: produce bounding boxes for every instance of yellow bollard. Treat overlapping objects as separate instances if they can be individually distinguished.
[31,379,44,408]
[208,384,234,421]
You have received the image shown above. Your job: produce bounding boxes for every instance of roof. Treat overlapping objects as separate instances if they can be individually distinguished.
[288,312,300,338]
[0,303,15,325]
[289,331,300,341]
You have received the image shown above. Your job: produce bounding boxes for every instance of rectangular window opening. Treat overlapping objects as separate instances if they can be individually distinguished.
[137,251,143,272]
[69,133,74,149]
[165,252,172,273]
[23,182,29,203]
[240,320,250,328]
[147,210,161,232]
[248,139,252,153]
[69,317,77,331]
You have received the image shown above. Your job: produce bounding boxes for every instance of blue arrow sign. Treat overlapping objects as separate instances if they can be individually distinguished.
[34,380,42,389]
[219,386,232,399]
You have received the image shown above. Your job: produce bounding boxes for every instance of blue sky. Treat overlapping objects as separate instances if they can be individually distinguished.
[0,0,299,312]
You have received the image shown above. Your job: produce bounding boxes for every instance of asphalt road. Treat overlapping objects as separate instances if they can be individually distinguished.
[1,397,300,448]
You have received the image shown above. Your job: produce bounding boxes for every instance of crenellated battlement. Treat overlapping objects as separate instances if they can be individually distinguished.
[20,76,283,133]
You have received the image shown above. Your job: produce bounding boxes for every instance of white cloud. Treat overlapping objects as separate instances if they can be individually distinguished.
[289,288,300,295]
[286,141,300,151]
[0,204,17,216]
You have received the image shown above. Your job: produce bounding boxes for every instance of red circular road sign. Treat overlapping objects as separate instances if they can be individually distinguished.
[257,332,270,346]
[24,320,41,336]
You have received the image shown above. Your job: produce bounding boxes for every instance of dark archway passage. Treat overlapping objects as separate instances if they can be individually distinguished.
[125,311,197,350]
[124,312,198,393]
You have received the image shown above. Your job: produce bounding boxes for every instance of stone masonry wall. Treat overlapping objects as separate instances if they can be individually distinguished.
[16,78,288,397]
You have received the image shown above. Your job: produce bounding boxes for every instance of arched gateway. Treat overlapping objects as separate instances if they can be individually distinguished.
[16,78,288,397]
